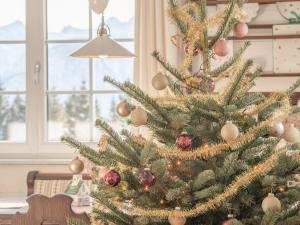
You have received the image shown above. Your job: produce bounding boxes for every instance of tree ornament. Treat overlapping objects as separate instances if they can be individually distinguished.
[283,124,300,143]
[104,170,121,187]
[213,38,230,57]
[271,123,285,137]
[222,214,236,225]
[208,78,216,92]
[152,72,169,90]
[168,207,187,225]
[221,121,239,142]
[130,107,148,126]
[184,41,201,56]
[69,157,85,174]
[262,193,281,212]
[138,168,156,188]
[176,132,192,151]
[116,100,131,117]
[234,22,249,38]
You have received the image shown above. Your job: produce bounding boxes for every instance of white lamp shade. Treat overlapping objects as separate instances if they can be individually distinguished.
[89,0,109,14]
[70,35,135,58]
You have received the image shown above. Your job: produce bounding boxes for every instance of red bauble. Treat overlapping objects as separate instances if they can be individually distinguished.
[213,38,230,57]
[138,168,156,188]
[184,41,202,56]
[176,132,192,151]
[234,22,249,38]
[104,170,121,187]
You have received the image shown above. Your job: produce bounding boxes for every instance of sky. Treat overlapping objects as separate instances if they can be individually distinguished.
[0,0,135,32]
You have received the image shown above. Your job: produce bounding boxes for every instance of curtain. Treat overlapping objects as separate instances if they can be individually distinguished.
[134,0,181,97]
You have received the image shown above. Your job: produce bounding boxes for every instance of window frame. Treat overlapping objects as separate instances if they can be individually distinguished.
[0,0,137,161]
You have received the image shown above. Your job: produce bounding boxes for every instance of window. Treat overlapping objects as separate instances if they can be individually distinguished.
[0,0,136,159]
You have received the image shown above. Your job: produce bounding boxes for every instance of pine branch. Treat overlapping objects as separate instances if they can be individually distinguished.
[152,51,186,81]
[93,209,130,225]
[287,78,300,95]
[260,208,280,225]
[67,218,90,225]
[168,0,187,34]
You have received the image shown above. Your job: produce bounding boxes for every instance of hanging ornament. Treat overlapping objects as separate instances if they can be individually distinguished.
[184,41,202,56]
[221,121,240,142]
[222,214,236,225]
[213,38,230,57]
[168,207,187,225]
[138,168,156,188]
[208,77,216,92]
[69,157,85,174]
[116,100,131,117]
[234,22,249,38]
[283,124,300,143]
[104,169,121,187]
[261,193,282,212]
[176,132,192,151]
[130,107,148,126]
[152,72,169,91]
[271,123,285,137]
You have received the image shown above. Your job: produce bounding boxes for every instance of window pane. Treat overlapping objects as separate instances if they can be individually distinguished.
[48,44,89,91]
[93,94,127,141]
[0,0,25,40]
[0,95,26,142]
[92,0,135,39]
[0,44,26,91]
[94,42,134,90]
[47,94,90,141]
[47,0,89,40]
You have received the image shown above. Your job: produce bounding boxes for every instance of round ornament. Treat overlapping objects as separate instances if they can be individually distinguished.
[208,78,216,92]
[138,168,156,188]
[184,42,202,56]
[213,38,230,57]
[168,207,187,225]
[104,170,121,187]
[89,0,109,14]
[234,22,249,38]
[130,107,148,126]
[271,123,285,137]
[116,100,131,117]
[222,214,236,225]
[262,193,281,212]
[283,124,300,143]
[176,132,192,151]
[152,72,169,91]
[221,121,239,142]
[69,157,85,174]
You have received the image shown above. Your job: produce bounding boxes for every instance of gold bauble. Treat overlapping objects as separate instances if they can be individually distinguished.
[116,100,131,117]
[69,157,84,174]
[130,107,148,126]
[152,72,169,91]
[221,121,239,142]
[283,124,300,143]
[261,193,281,213]
[168,207,187,225]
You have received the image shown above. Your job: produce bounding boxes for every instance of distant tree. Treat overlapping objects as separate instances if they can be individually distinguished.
[48,88,64,121]
[109,97,118,122]
[7,95,25,123]
[0,83,9,140]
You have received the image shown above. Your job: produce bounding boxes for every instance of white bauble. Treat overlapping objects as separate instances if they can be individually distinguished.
[221,121,239,142]
[271,123,285,137]
[152,72,169,90]
[262,193,281,212]
[283,124,300,143]
[168,207,186,225]
[89,0,109,14]
[130,107,148,126]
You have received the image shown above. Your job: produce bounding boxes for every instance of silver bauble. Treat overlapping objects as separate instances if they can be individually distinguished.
[283,124,300,143]
[152,72,169,91]
[130,107,148,126]
[221,121,239,142]
[271,123,285,137]
[69,157,85,174]
[116,100,131,117]
[168,207,187,225]
[262,193,281,213]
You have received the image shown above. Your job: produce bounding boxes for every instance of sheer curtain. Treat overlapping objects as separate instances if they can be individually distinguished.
[134,0,181,97]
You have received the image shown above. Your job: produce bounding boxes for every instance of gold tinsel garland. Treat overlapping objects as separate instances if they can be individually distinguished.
[114,148,286,218]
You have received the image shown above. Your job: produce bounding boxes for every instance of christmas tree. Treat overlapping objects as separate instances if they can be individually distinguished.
[63,1,300,224]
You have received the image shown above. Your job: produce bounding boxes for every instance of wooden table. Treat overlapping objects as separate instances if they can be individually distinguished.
[0,195,91,225]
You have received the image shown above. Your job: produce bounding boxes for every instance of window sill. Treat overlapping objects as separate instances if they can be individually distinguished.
[0,158,71,165]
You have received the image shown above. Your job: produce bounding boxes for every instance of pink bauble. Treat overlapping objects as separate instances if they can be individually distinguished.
[138,168,156,187]
[104,170,121,187]
[222,215,235,225]
[234,22,249,38]
[213,39,230,57]
[176,132,192,151]
[184,42,202,56]
[271,123,285,137]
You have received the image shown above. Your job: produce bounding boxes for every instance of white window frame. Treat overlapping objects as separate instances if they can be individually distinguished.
[0,0,137,162]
